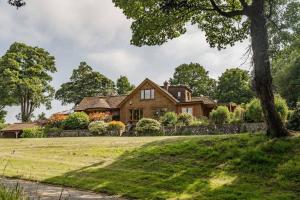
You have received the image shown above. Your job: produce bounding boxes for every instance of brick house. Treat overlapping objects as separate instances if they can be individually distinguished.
[75,78,217,124]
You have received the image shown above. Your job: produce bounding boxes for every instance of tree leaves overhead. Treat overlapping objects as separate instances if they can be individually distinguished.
[0,42,56,122]
[113,0,249,49]
[169,63,217,97]
[55,62,116,105]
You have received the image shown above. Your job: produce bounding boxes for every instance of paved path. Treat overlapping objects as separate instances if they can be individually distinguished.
[0,178,125,200]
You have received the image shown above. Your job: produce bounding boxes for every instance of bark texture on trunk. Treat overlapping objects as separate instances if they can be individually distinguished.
[250,0,289,137]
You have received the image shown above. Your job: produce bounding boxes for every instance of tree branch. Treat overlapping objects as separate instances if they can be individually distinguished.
[209,0,245,17]
[239,0,249,8]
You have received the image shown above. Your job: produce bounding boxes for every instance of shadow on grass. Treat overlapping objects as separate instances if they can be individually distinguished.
[44,134,300,200]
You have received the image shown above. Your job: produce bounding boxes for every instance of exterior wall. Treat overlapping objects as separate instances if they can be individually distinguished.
[177,104,204,118]
[167,87,191,102]
[120,82,177,123]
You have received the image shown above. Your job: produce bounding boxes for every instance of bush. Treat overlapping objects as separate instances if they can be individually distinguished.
[107,121,126,136]
[230,106,245,124]
[63,112,90,130]
[47,114,68,128]
[88,121,107,135]
[245,98,264,123]
[0,123,7,130]
[287,104,300,131]
[210,106,230,125]
[21,127,46,138]
[177,113,193,126]
[89,112,111,122]
[274,95,289,122]
[135,118,161,135]
[44,126,63,136]
[160,112,177,126]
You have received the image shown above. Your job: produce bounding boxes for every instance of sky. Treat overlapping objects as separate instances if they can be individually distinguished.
[0,0,251,123]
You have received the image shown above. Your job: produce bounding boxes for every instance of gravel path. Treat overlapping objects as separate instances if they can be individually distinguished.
[0,178,126,200]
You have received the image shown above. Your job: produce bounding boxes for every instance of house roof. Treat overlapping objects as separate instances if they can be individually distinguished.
[74,96,127,111]
[1,123,39,132]
[191,96,216,105]
[161,85,193,93]
[119,78,179,107]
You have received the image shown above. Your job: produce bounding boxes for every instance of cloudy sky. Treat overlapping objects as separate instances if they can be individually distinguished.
[0,0,251,123]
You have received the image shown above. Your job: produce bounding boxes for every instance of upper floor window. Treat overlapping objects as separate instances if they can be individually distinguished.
[178,91,181,98]
[141,89,155,100]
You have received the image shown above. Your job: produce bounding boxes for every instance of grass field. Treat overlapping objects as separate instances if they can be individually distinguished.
[0,134,299,199]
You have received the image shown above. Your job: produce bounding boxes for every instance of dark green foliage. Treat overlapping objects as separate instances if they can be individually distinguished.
[0,42,56,122]
[116,76,135,95]
[287,104,300,131]
[177,113,193,126]
[160,112,177,126]
[21,127,46,138]
[55,62,115,105]
[170,63,216,97]
[210,106,230,124]
[135,118,161,135]
[245,98,264,123]
[0,110,6,124]
[217,68,254,104]
[63,112,90,130]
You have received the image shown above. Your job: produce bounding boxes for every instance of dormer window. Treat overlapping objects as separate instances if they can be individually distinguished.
[178,91,181,98]
[141,89,155,100]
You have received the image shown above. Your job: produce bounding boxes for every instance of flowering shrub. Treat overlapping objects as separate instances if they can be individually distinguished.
[88,121,107,135]
[107,121,126,136]
[135,118,161,135]
[177,113,193,126]
[89,112,111,122]
[47,114,68,128]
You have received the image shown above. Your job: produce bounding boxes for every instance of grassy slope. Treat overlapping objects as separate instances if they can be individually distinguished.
[0,134,299,200]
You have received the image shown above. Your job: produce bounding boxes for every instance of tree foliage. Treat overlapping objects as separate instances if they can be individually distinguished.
[170,63,216,97]
[217,68,254,104]
[272,40,300,107]
[0,42,56,122]
[116,76,135,95]
[55,62,115,105]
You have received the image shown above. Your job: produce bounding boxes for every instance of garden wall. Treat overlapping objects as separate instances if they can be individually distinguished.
[46,123,266,137]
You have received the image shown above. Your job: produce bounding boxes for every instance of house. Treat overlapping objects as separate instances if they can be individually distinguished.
[0,123,39,138]
[75,78,217,123]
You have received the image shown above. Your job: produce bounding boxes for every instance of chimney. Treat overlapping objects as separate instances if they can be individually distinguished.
[163,81,169,91]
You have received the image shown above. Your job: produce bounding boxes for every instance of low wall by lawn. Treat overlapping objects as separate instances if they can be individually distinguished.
[46,123,266,137]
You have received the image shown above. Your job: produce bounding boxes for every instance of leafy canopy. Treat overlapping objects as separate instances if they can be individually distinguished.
[217,68,254,104]
[55,62,115,105]
[170,63,216,97]
[0,42,56,122]
[116,76,135,95]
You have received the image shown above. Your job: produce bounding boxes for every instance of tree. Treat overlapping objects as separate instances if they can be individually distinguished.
[169,63,216,97]
[8,0,26,8]
[217,68,254,104]
[37,112,47,121]
[113,0,293,137]
[0,42,56,122]
[272,40,300,107]
[55,62,116,105]
[116,76,135,95]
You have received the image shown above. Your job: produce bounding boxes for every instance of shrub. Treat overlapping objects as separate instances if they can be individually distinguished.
[210,106,230,125]
[21,127,46,138]
[160,112,177,126]
[47,114,68,128]
[190,117,210,126]
[287,104,300,131]
[63,112,90,130]
[89,112,111,122]
[135,118,161,135]
[245,98,264,123]
[44,126,63,136]
[177,113,193,126]
[0,123,7,130]
[230,106,245,124]
[107,121,126,136]
[274,95,289,122]
[88,121,108,135]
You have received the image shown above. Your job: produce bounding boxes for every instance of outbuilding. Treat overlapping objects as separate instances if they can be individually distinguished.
[0,123,39,138]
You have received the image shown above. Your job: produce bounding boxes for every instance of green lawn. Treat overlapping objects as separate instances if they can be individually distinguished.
[0,134,299,199]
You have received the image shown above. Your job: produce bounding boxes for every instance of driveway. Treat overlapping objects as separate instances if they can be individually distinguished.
[0,178,126,200]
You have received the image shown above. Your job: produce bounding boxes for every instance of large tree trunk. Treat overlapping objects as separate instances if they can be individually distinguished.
[250,0,289,137]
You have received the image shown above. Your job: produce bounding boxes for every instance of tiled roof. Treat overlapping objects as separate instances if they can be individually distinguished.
[74,96,127,111]
[1,123,39,132]
[191,96,216,105]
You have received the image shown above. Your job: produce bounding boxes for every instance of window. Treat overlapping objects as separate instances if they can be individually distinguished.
[182,107,193,115]
[129,109,143,121]
[140,89,155,100]
[178,91,181,98]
